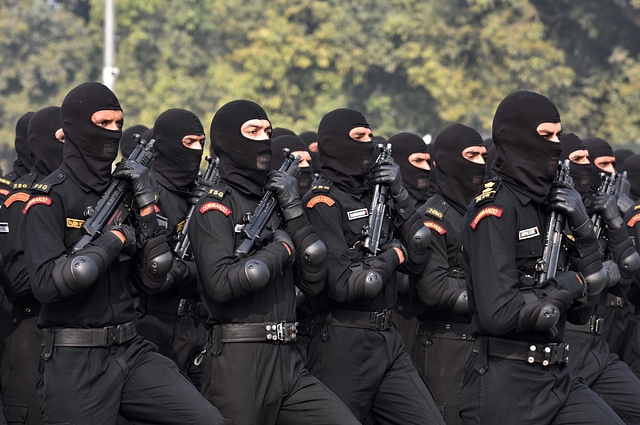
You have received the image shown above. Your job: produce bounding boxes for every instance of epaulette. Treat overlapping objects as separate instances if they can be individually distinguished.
[311,179,333,194]
[474,179,502,206]
[31,171,66,194]
[424,205,446,221]
[205,183,229,201]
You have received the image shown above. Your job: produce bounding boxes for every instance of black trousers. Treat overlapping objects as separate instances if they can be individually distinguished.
[411,322,474,425]
[620,316,640,375]
[307,322,445,425]
[201,337,360,425]
[460,337,625,425]
[1,314,42,425]
[37,334,224,425]
[565,329,640,424]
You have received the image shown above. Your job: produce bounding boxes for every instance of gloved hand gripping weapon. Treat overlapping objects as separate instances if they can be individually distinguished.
[234,149,301,259]
[362,143,392,255]
[591,171,617,245]
[71,134,155,254]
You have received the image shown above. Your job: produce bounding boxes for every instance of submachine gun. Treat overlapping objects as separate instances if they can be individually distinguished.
[591,171,618,247]
[234,148,301,259]
[173,156,220,260]
[71,135,155,254]
[361,143,393,256]
[535,160,572,283]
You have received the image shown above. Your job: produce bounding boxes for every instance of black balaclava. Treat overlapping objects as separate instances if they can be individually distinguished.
[388,132,430,203]
[425,141,437,198]
[28,106,64,178]
[210,100,271,196]
[622,154,640,201]
[318,108,373,195]
[120,124,149,158]
[491,90,562,205]
[61,82,122,193]
[559,133,591,199]
[13,111,35,177]
[434,124,486,213]
[271,127,296,138]
[484,144,496,182]
[152,109,204,195]
[271,135,313,194]
[615,149,634,171]
[583,137,615,194]
[300,130,321,173]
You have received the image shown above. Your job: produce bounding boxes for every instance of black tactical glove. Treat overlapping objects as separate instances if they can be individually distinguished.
[547,182,592,237]
[112,159,155,208]
[273,229,295,264]
[617,192,634,217]
[552,271,587,308]
[264,171,304,221]
[106,223,136,249]
[188,178,214,206]
[382,238,408,264]
[591,193,624,229]
[370,159,408,202]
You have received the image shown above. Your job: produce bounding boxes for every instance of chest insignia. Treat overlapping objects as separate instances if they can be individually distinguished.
[66,218,85,229]
[424,220,446,235]
[0,222,8,233]
[200,202,232,216]
[470,206,503,230]
[4,192,30,208]
[474,180,502,206]
[306,195,335,208]
[347,208,369,221]
[628,213,640,227]
[518,226,540,240]
[22,196,52,214]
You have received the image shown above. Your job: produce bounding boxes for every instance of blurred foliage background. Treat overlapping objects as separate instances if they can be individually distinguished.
[1,0,640,172]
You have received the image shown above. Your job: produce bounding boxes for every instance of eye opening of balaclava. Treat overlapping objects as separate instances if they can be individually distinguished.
[210,100,272,197]
[152,109,204,196]
[559,133,591,200]
[387,132,430,204]
[491,90,562,205]
[61,82,123,193]
[13,111,35,178]
[582,137,615,196]
[318,108,373,195]
[434,123,486,213]
[28,106,64,178]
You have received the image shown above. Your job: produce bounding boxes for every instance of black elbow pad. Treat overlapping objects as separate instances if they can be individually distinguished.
[516,300,562,333]
[146,250,173,279]
[228,259,271,298]
[349,269,384,300]
[410,224,431,251]
[300,239,327,267]
[621,251,640,274]
[450,290,469,315]
[52,255,100,298]
[584,267,608,296]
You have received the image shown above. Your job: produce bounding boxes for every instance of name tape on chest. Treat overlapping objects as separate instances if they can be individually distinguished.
[518,226,540,240]
[66,218,85,229]
[0,222,8,233]
[200,201,232,216]
[4,192,30,208]
[306,195,335,208]
[22,196,52,214]
[424,220,446,235]
[628,213,640,227]
[157,214,168,229]
[470,207,503,229]
[347,208,369,221]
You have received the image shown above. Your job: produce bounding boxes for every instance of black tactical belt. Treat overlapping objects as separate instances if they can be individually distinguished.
[607,293,625,308]
[214,322,298,343]
[330,309,393,331]
[51,321,136,347]
[565,315,604,335]
[419,319,474,341]
[485,336,569,366]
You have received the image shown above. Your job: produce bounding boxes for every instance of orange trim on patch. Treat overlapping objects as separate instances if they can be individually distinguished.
[470,207,503,230]
[628,213,640,228]
[424,220,446,235]
[22,196,51,214]
[199,202,232,216]
[4,192,30,208]
[0,189,9,196]
[306,195,335,208]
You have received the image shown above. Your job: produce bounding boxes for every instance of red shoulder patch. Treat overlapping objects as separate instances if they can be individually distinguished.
[424,220,446,235]
[306,195,335,208]
[199,201,232,216]
[22,195,52,214]
[4,192,30,208]
[628,213,640,228]
[154,204,160,214]
[470,207,503,230]
[0,189,10,197]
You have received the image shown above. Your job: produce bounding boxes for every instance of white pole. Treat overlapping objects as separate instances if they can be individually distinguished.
[102,0,119,92]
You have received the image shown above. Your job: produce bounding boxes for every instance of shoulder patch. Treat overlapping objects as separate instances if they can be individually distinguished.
[311,179,333,194]
[66,218,85,229]
[0,189,9,197]
[470,206,503,230]
[424,220,446,235]
[22,195,52,214]
[628,213,640,227]
[4,192,30,208]
[207,187,227,200]
[154,204,161,214]
[425,207,444,221]
[306,195,335,208]
[0,178,11,186]
[475,180,502,206]
[12,182,29,191]
[199,201,232,216]
[31,173,65,194]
